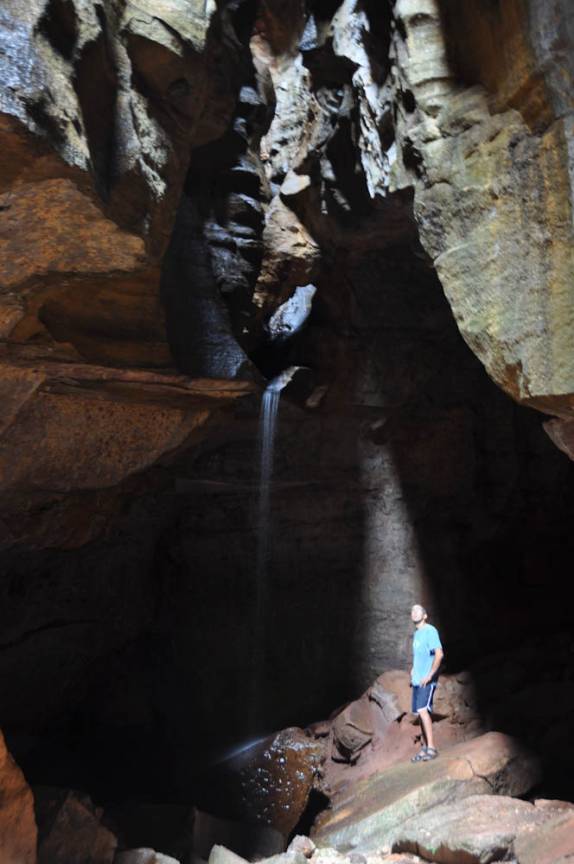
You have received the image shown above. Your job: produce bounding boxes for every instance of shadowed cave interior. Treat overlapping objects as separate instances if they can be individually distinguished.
[1,0,574,860]
[5,221,574,812]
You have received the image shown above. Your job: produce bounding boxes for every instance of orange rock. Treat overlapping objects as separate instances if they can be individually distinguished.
[0,728,37,864]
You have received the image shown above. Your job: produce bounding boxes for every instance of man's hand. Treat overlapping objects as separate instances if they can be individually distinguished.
[420,648,444,687]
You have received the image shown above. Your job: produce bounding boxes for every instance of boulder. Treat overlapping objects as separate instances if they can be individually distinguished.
[107,802,193,864]
[312,733,539,853]
[208,846,248,864]
[322,671,481,786]
[329,674,406,765]
[115,851,180,864]
[392,794,563,864]
[514,811,574,864]
[332,697,376,763]
[193,809,284,861]
[0,729,37,864]
[35,787,117,864]
[213,727,323,837]
[311,848,421,864]
[287,836,316,858]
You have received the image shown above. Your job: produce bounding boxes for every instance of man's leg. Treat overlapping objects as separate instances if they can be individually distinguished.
[418,708,434,751]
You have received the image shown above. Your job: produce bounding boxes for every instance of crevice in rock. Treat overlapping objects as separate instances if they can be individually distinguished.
[0,619,99,652]
[36,0,78,61]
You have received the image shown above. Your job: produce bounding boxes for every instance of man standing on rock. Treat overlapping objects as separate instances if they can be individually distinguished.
[410,604,443,762]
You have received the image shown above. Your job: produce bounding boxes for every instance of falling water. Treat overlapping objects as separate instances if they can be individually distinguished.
[250,367,300,731]
[255,367,300,588]
[255,386,280,589]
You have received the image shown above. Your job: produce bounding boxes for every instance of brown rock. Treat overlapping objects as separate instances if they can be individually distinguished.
[192,809,284,861]
[392,794,557,864]
[287,836,316,858]
[0,357,255,547]
[515,812,574,864]
[36,787,116,864]
[116,851,180,864]
[543,418,574,462]
[370,672,412,718]
[312,733,539,853]
[0,729,37,864]
[253,196,320,313]
[332,696,375,763]
[390,0,574,435]
[233,728,324,836]
[325,670,481,778]
[312,848,421,864]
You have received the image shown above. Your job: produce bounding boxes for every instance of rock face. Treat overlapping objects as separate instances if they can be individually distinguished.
[514,809,574,864]
[0,0,258,547]
[195,727,324,839]
[312,732,539,852]
[389,0,574,426]
[0,729,37,864]
[35,787,117,864]
[392,795,563,864]
[116,851,180,864]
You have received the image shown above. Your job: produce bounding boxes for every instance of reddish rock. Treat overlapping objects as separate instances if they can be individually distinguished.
[0,729,37,864]
[0,357,255,547]
[515,812,574,864]
[392,795,561,864]
[319,670,482,794]
[332,697,375,763]
[35,787,116,864]
[543,418,574,462]
[236,728,324,836]
[313,733,540,853]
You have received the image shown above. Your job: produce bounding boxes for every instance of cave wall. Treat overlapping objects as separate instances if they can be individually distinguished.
[0,0,573,802]
[389,0,574,445]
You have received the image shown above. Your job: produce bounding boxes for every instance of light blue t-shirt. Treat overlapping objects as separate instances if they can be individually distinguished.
[411,624,442,685]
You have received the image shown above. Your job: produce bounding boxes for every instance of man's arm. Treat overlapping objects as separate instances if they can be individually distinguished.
[420,647,443,686]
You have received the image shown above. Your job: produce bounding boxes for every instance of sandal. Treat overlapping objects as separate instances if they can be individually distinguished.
[419,747,438,761]
[411,747,429,763]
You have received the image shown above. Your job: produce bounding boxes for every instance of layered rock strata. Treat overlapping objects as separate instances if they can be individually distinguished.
[0,0,573,818]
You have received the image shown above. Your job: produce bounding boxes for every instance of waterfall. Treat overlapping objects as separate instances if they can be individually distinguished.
[255,367,300,586]
[249,367,300,731]
[255,385,280,593]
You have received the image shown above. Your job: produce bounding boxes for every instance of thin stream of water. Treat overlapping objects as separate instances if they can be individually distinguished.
[255,386,280,603]
[249,367,300,732]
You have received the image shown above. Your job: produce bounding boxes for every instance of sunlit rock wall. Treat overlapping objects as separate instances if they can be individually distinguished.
[0,0,257,549]
[388,0,574,442]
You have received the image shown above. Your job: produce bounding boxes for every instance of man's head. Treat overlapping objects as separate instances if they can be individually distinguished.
[411,604,428,625]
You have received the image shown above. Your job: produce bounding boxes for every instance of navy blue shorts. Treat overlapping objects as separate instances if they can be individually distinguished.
[412,682,437,713]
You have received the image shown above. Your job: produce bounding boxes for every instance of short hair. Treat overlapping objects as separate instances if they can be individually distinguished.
[412,604,427,616]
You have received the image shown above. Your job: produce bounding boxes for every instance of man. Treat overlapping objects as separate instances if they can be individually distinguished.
[410,604,443,762]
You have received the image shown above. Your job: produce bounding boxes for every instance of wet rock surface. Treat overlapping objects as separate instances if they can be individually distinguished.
[198,728,323,838]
